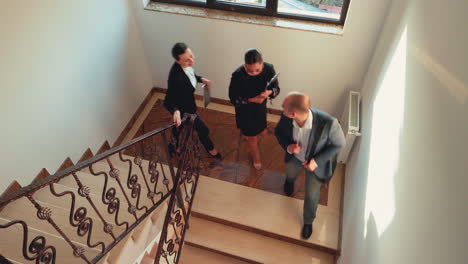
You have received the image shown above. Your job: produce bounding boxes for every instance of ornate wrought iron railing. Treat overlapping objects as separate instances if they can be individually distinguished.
[0,114,202,264]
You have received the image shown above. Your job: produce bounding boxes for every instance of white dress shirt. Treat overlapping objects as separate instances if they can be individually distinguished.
[183,67,197,88]
[291,110,313,162]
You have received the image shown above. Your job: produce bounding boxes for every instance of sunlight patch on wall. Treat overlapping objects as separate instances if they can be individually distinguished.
[364,26,408,237]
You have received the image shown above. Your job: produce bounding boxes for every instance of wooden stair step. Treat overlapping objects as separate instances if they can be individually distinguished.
[106,232,136,264]
[136,233,160,264]
[0,191,169,264]
[2,257,24,264]
[179,244,250,264]
[148,201,168,243]
[192,176,339,252]
[131,213,154,243]
[0,217,100,264]
[138,202,184,264]
[141,254,154,264]
[131,201,167,256]
[132,226,161,264]
[106,201,168,264]
[185,217,334,264]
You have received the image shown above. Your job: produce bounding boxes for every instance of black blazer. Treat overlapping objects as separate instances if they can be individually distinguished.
[164,62,202,115]
[228,62,280,106]
[228,62,280,132]
[275,108,346,182]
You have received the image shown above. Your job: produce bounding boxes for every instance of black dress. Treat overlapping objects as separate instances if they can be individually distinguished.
[228,62,280,136]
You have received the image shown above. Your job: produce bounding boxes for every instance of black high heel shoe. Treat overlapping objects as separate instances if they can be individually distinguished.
[168,143,180,157]
[209,152,222,159]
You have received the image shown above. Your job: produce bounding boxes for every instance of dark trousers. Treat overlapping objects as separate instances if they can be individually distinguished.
[172,116,214,152]
[286,156,322,224]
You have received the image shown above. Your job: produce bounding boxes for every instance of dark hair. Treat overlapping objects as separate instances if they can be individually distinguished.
[172,42,188,60]
[244,48,263,64]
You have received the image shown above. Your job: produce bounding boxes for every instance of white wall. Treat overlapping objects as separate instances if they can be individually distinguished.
[339,0,468,263]
[130,0,389,117]
[0,0,152,192]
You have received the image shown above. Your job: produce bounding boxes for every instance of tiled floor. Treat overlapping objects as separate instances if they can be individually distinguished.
[131,94,331,205]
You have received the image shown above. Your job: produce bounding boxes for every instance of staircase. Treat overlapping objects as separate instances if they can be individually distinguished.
[0,111,343,264]
[0,115,200,264]
[179,175,343,264]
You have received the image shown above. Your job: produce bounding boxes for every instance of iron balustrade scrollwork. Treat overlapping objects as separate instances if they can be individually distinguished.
[0,220,57,264]
[155,114,203,264]
[0,114,202,264]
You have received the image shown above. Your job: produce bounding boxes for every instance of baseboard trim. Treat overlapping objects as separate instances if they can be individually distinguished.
[78,148,94,163]
[0,181,21,199]
[184,241,261,264]
[97,141,111,154]
[56,157,74,173]
[153,87,283,116]
[335,164,346,259]
[191,211,338,255]
[0,181,21,212]
[114,87,157,147]
[31,168,51,184]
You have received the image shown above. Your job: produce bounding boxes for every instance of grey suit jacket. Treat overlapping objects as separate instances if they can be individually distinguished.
[275,108,346,182]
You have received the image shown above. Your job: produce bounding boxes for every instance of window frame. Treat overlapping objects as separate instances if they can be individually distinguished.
[152,0,351,25]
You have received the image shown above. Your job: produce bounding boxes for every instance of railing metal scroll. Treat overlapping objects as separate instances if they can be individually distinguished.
[0,114,201,264]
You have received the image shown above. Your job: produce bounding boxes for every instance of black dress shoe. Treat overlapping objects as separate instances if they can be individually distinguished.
[301,224,313,239]
[284,180,294,196]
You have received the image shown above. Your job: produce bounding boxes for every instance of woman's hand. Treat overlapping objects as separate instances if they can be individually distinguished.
[201,78,211,89]
[173,110,181,128]
[248,90,272,104]
[260,90,273,98]
[248,96,265,104]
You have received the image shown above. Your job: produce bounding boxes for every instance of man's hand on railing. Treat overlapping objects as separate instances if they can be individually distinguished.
[173,110,182,128]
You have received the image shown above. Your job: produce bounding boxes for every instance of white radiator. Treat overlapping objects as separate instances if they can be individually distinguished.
[337,91,361,164]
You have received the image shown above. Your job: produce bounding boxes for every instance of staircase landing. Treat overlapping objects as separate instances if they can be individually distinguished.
[191,169,344,253]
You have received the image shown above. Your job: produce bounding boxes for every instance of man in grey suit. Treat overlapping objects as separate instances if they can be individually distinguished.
[275,92,345,239]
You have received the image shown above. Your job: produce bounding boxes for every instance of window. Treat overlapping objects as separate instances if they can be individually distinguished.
[152,0,351,25]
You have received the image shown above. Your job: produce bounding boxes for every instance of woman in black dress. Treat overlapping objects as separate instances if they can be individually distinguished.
[229,49,280,169]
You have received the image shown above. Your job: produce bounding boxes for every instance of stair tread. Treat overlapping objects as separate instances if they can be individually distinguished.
[106,201,167,264]
[185,217,334,264]
[0,153,173,264]
[4,259,23,264]
[179,244,250,264]
[141,255,154,264]
[107,233,135,264]
[0,217,100,264]
[192,176,339,251]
